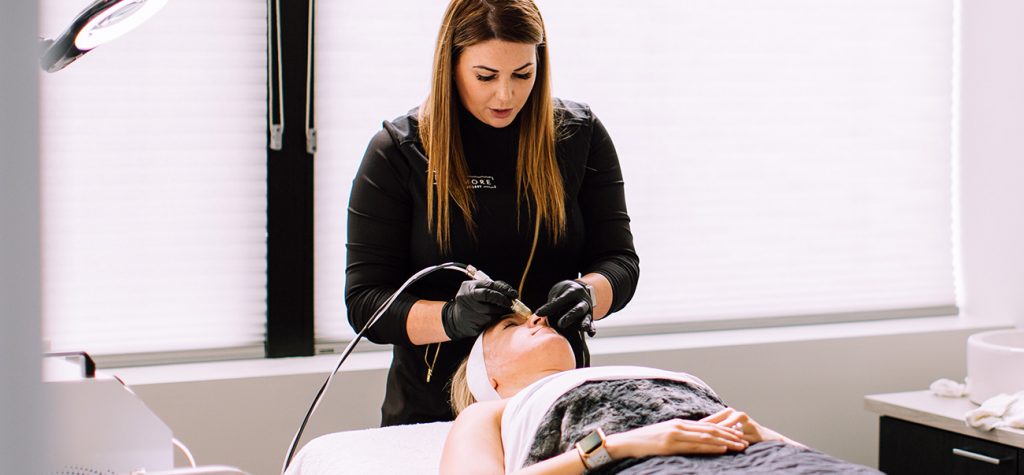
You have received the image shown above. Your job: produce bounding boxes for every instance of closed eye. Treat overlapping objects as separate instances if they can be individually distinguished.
[475,73,532,82]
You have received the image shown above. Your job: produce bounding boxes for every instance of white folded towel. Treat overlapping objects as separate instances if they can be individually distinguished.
[930,378,968,398]
[965,391,1024,431]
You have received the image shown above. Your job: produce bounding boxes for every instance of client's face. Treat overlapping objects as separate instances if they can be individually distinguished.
[483,314,575,386]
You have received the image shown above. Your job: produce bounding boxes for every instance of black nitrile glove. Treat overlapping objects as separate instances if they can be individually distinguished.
[535,280,596,337]
[441,279,519,340]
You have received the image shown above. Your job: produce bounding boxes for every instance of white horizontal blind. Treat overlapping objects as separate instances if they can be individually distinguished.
[40,0,268,355]
[314,1,448,341]
[315,0,954,341]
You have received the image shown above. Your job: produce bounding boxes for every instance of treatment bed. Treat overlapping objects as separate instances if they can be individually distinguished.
[284,422,451,475]
[283,417,880,474]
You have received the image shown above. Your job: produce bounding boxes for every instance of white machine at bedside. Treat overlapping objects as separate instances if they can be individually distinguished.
[45,354,247,475]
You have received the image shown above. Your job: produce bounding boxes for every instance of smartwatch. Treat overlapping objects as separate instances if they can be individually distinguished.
[575,427,612,471]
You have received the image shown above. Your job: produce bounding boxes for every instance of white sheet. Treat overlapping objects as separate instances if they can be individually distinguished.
[284,422,452,475]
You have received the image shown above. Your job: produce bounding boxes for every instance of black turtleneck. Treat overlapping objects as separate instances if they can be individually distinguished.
[457,102,520,184]
[345,98,639,426]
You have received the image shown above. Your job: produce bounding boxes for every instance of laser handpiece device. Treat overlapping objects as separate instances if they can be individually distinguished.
[463,265,533,318]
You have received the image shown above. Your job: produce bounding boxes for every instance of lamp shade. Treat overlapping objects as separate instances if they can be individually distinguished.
[40,0,168,73]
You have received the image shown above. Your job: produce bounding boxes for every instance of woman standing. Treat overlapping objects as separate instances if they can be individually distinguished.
[345,0,639,426]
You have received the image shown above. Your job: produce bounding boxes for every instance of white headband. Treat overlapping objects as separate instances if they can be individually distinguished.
[466,333,501,402]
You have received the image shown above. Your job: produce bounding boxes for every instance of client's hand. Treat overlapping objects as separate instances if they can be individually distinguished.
[441,279,519,340]
[700,408,789,445]
[604,418,749,460]
[535,280,595,337]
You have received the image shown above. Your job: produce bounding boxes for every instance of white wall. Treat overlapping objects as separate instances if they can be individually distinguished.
[959,0,1024,328]
[132,366,387,473]
[0,1,44,473]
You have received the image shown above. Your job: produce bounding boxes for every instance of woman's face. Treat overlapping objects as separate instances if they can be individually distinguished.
[454,39,538,128]
[483,313,575,385]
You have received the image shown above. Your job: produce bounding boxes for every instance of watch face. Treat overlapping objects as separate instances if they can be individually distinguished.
[578,429,603,453]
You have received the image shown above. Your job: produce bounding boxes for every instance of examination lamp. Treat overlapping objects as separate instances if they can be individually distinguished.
[39,0,168,73]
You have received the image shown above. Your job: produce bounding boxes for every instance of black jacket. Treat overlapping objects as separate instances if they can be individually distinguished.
[345,98,639,426]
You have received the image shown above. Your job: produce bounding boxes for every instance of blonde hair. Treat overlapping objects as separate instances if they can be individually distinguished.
[420,0,565,253]
[449,356,477,415]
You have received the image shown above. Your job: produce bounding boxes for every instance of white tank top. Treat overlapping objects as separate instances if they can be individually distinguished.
[500,366,712,473]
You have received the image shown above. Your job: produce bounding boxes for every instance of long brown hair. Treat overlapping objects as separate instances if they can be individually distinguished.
[420,0,565,253]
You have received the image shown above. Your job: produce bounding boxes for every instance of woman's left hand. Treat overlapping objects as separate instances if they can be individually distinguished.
[700,408,786,444]
[535,280,596,336]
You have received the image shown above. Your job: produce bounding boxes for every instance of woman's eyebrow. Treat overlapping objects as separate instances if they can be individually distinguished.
[471,62,534,73]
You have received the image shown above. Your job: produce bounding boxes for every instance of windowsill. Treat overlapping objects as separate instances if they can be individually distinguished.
[111,315,1012,387]
[588,314,1008,354]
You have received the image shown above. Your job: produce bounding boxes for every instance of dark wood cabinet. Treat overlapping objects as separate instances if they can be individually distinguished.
[867,391,1024,475]
[880,416,1021,475]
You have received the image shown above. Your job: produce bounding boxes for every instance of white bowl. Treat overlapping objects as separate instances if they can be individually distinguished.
[967,329,1024,404]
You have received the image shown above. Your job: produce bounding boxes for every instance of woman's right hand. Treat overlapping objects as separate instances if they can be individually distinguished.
[441,279,519,340]
[603,418,749,460]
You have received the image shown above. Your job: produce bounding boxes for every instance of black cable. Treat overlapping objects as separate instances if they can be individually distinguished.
[281,262,477,474]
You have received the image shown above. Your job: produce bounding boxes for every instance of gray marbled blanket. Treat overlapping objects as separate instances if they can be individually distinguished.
[523,379,881,474]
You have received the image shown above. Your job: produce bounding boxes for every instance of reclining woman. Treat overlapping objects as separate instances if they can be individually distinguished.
[440,314,881,474]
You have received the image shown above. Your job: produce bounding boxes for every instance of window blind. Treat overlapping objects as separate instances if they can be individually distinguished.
[313,1,446,342]
[40,0,268,356]
[314,0,955,341]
